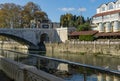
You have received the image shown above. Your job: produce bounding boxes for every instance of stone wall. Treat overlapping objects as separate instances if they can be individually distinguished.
[0,41,28,50]
[45,41,120,56]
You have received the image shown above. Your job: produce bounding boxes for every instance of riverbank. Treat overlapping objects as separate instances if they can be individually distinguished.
[45,41,120,57]
[0,41,120,57]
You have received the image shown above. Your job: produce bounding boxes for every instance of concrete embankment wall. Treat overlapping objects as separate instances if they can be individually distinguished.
[45,41,120,56]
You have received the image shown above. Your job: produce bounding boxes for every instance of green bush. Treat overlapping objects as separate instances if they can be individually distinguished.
[79,35,94,41]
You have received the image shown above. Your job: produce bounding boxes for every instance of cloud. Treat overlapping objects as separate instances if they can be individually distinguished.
[58,7,75,12]
[58,7,87,13]
[78,7,86,12]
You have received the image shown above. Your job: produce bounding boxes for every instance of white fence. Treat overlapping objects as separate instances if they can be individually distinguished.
[0,55,65,81]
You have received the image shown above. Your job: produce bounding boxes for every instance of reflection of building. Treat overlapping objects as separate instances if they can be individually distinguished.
[92,0,120,32]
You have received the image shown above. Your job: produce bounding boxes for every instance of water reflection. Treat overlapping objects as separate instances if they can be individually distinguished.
[0,49,119,81]
[46,51,120,72]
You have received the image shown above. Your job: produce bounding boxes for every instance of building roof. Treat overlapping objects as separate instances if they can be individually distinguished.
[69,31,98,36]
[98,2,116,8]
[93,9,120,17]
[95,32,120,37]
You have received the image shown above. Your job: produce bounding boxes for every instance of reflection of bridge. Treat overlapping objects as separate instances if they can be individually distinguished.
[0,28,68,50]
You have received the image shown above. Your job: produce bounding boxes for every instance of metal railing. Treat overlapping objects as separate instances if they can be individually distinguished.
[0,50,65,81]
[0,49,120,81]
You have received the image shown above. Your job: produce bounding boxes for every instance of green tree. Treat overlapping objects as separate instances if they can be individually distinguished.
[60,13,74,27]
[77,23,91,31]
[79,35,94,41]
[60,13,88,29]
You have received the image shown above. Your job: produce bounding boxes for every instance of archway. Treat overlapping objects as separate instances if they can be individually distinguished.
[40,33,49,42]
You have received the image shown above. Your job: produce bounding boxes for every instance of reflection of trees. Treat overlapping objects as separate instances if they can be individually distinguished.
[47,53,120,71]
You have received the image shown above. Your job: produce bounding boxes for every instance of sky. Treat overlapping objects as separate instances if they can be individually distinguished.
[0,0,116,22]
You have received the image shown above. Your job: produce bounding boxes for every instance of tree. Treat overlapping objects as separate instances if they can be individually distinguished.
[23,2,41,16]
[60,13,87,28]
[21,2,48,28]
[0,10,6,27]
[77,23,91,31]
[34,11,48,28]
[60,13,91,31]
[0,3,22,28]
[0,2,49,28]
[60,13,74,27]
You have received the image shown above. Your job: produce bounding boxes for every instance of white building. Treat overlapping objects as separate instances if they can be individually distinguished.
[92,0,120,32]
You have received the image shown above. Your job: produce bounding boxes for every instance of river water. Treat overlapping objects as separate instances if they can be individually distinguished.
[45,51,120,71]
[0,48,120,81]
[27,49,120,81]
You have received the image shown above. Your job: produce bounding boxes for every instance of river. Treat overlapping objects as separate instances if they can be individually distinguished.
[20,49,120,81]
[0,45,120,81]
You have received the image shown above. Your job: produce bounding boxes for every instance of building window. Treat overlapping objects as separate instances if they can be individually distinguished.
[101,7,105,11]
[117,3,120,8]
[108,3,114,10]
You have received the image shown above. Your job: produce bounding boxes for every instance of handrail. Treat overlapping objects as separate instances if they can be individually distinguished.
[1,49,120,75]
[0,54,65,81]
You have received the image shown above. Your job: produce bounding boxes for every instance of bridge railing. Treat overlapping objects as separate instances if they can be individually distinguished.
[0,53,65,81]
[0,49,120,81]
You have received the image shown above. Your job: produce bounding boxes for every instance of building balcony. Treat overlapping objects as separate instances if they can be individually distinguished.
[92,16,120,23]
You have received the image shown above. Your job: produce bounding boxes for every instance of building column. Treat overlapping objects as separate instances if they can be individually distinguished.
[98,23,104,32]
[113,21,119,32]
[105,22,112,32]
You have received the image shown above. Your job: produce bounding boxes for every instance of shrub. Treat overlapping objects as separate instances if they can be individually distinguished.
[79,35,94,41]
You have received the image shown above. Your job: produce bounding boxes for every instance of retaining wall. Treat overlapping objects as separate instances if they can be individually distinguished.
[46,41,120,56]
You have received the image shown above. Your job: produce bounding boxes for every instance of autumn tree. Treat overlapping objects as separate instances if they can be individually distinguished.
[34,11,48,28]
[21,2,48,28]
[0,2,48,28]
[0,3,22,28]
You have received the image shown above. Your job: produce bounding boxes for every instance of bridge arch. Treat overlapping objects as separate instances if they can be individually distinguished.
[40,33,49,42]
[0,33,36,49]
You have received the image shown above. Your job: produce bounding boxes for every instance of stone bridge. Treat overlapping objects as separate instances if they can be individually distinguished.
[0,28,68,50]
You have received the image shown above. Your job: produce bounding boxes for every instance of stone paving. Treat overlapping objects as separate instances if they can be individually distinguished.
[0,70,13,81]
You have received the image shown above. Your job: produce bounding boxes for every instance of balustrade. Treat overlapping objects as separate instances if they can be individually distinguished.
[0,55,65,81]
